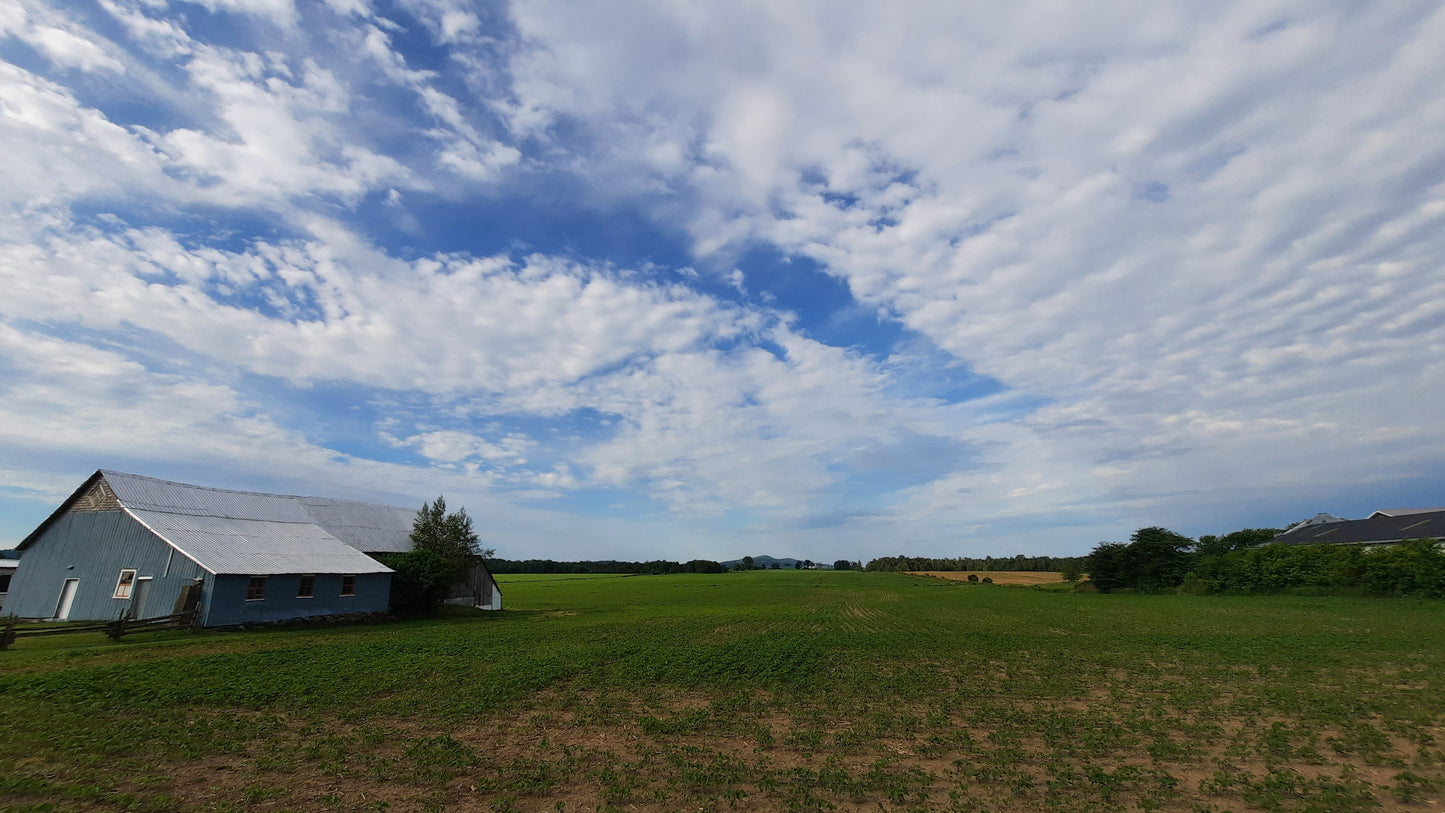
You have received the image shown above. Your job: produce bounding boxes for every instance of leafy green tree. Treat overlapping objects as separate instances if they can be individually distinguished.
[1085,528,1195,592]
[1196,528,1281,558]
[375,549,455,616]
[1128,527,1195,591]
[738,555,756,571]
[1084,542,1130,592]
[833,559,852,571]
[411,496,492,580]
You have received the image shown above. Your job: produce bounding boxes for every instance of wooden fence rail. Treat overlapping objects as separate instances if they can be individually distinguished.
[0,610,198,649]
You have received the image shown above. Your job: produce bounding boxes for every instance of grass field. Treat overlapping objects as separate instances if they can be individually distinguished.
[2,571,1442,812]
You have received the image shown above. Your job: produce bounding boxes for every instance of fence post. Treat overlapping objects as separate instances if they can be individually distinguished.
[0,614,16,650]
[104,609,132,641]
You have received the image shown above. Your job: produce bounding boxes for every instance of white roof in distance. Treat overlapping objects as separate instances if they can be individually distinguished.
[1368,508,1445,519]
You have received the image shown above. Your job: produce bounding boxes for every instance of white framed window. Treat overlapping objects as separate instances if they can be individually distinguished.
[297,575,315,598]
[114,569,137,599]
[340,575,356,596]
[246,576,266,601]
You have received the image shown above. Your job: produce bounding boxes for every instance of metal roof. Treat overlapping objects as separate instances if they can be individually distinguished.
[16,470,419,575]
[106,471,319,523]
[1368,508,1445,519]
[300,497,418,554]
[127,510,390,576]
[1270,509,1445,547]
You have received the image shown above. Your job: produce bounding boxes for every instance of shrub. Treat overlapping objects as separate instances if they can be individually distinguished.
[375,549,456,616]
[1085,528,1194,592]
[1186,539,1444,597]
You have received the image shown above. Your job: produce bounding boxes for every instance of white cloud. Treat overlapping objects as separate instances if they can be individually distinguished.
[5,1,1445,559]
[154,47,414,204]
[0,61,174,208]
[1,1,126,72]
[178,0,297,28]
[495,1,1445,537]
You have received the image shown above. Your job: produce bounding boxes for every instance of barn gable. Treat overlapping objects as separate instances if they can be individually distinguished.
[6,482,208,623]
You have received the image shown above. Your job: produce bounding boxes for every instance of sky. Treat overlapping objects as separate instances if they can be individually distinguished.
[2,1,1443,563]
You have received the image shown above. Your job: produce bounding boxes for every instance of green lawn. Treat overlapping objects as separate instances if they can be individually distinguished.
[2,571,1442,811]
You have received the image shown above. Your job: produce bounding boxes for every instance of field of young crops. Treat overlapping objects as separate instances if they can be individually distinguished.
[2,571,1443,812]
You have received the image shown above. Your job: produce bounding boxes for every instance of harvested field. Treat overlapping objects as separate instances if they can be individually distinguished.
[908,569,1067,585]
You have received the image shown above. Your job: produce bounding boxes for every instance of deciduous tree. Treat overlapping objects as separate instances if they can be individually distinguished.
[411,496,493,579]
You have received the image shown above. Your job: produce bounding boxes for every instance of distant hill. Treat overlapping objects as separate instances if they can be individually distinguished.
[721,555,824,570]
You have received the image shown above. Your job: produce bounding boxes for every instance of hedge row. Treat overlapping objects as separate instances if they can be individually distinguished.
[1181,539,1445,597]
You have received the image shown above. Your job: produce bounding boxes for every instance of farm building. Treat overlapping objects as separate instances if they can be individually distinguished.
[1270,508,1445,548]
[4,470,501,626]
[0,556,18,612]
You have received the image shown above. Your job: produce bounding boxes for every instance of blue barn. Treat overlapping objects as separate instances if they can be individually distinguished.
[4,470,501,626]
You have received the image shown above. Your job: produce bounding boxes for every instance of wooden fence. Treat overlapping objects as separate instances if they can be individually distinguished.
[0,609,198,650]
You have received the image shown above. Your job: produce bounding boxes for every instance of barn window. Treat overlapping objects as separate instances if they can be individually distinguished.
[297,575,315,598]
[246,576,267,601]
[113,569,137,599]
[340,575,356,596]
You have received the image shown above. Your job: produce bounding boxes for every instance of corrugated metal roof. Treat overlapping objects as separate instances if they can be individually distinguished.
[1369,508,1445,519]
[300,498,417,554]
[1270,509,1445,547]
[96,471,415,574]
[105,471,317,523]
[128,511,390,575]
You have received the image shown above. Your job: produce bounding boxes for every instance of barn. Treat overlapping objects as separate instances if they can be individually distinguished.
[0,556,18,612]
[4,470,501,626]
[1270,508,1445,548]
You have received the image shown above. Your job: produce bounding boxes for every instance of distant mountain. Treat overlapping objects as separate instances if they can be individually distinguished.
[721,555,824,570]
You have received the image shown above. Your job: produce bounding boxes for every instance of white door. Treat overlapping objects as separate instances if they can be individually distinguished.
[131,578,152,619]
[55,578,79,620]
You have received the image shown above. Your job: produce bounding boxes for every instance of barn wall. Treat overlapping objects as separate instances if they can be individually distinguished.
[203,572,390,626]
[5,511,207,621]
[443,563,503,610]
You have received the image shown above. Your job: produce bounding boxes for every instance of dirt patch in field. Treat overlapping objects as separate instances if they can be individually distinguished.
[908,570,1068,585]
[75,689,1443,813]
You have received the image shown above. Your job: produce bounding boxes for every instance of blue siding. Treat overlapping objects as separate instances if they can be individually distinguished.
[5,511,205,621]
[203,573,390,626]
[10,508,392,627]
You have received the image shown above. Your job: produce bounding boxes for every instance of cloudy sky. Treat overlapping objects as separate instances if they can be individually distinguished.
[2,1,1443,562]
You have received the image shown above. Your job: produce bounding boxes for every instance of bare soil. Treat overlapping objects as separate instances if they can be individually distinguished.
[117,691,1443,813]
[908,570,1068,585]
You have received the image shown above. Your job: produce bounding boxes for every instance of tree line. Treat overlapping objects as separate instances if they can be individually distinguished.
[488,559,729,574]
[1086,526,1445,597]
[864,554,1086,574]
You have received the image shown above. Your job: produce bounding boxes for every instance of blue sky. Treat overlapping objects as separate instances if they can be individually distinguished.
[2,1,1444,562]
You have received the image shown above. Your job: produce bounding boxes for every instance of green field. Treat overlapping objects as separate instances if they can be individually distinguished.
[2,571,1443,812]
